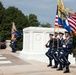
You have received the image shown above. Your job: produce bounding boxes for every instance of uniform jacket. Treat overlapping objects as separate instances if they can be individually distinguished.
[63,38,73,52]
[46,39,53,48]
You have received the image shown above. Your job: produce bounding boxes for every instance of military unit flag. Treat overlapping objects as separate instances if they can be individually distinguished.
[55,0,76,35]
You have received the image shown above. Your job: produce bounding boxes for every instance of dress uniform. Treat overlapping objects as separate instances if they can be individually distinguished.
[51,32,58,68]
[56,32,64,70]
[58,31,73,73]
[10,37,17,53]
[45,34,53,67]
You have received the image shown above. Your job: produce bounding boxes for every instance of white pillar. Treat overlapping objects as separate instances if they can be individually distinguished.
[6,40,12,50]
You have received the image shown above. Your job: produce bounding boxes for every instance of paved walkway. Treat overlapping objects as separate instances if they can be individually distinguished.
[0,49,76,75]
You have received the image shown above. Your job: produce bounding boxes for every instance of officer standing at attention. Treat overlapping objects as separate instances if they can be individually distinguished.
[45,34,53,67]
[51,32,58,68]
[58,31,73,73]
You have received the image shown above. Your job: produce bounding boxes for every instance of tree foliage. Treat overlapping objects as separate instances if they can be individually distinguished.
[28,14,40,26]
[0,2,5,24]
[0,2,6,41]
[72,34,76,56]
[0,2,51,50]
[0,1,76,56]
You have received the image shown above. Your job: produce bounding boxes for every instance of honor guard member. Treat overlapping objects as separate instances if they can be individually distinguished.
[57,32,64,71]
[45,34,53,67]
[51,32,58,68]
[59,31,73,73]
[10,35,17,53]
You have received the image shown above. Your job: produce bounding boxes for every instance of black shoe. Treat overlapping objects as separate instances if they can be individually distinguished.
[63,70,70,73]
[57,68,63,71]
[68,62,71,66]
[51,66,57,68]
[47,64,52,67]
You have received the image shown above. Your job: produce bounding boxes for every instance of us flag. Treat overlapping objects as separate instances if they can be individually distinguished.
[55,15,64,28]
[54,6,63,28]
[68,12,76,35]
[55,14,58,27]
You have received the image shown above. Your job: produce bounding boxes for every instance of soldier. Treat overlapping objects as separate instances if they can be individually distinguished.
[45,34,53,67]
[58,31,73,73]
[51,32,58,68]
[10,35,17,53]
[56,32,64,70]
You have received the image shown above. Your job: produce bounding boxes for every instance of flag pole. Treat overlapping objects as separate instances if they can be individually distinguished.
[52,0,58,50]
[57,25,59,50]
[52,25,56,50]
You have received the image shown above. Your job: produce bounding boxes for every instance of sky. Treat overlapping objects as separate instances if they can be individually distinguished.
[0,0,76,27]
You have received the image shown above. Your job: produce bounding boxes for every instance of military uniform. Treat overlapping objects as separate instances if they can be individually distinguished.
[56,32,64,70]
[10,38,17,53]
[58,32,73,73]
[51,32,58,68]
[45,34,53,66]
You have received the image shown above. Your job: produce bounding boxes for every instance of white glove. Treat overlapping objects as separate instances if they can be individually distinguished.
[55,52,58,54]
[63,45,66,48]
[60,52,63,54]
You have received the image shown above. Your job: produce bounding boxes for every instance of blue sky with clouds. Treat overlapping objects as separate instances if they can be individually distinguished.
[0,0,76,27]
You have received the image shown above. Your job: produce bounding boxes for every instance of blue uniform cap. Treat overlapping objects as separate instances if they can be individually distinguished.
[49,34,53,36]
[59,32,64,35]
[65,31,71,35]
[54,32,58,34]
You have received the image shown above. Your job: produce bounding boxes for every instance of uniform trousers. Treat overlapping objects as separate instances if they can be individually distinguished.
[45,48,52,65]
[50,48,58,67]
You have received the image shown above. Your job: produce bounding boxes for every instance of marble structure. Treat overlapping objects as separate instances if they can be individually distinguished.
[20,27,75,65]
[6,40,11,50]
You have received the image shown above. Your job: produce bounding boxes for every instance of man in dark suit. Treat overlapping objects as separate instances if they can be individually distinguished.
[45,34,53,67]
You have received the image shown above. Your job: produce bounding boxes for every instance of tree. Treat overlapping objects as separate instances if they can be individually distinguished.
[28,14,40,27]
[0,2,40,50]
[72,33,76,56]
[5,6,29,32]
[0,2,6,41]
[4,6,29,50]
[0,2,5,24]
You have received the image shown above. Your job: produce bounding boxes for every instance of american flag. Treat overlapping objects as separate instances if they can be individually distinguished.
[55,15,64,28]
[55,15,58,27]
[54,6,63,28]
[68,12,76,35]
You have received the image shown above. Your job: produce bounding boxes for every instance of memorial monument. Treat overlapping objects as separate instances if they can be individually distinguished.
[20,27,75,65]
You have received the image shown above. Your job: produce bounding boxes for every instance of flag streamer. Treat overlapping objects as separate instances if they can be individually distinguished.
[11,22,17,39]
[11,22,22,39]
